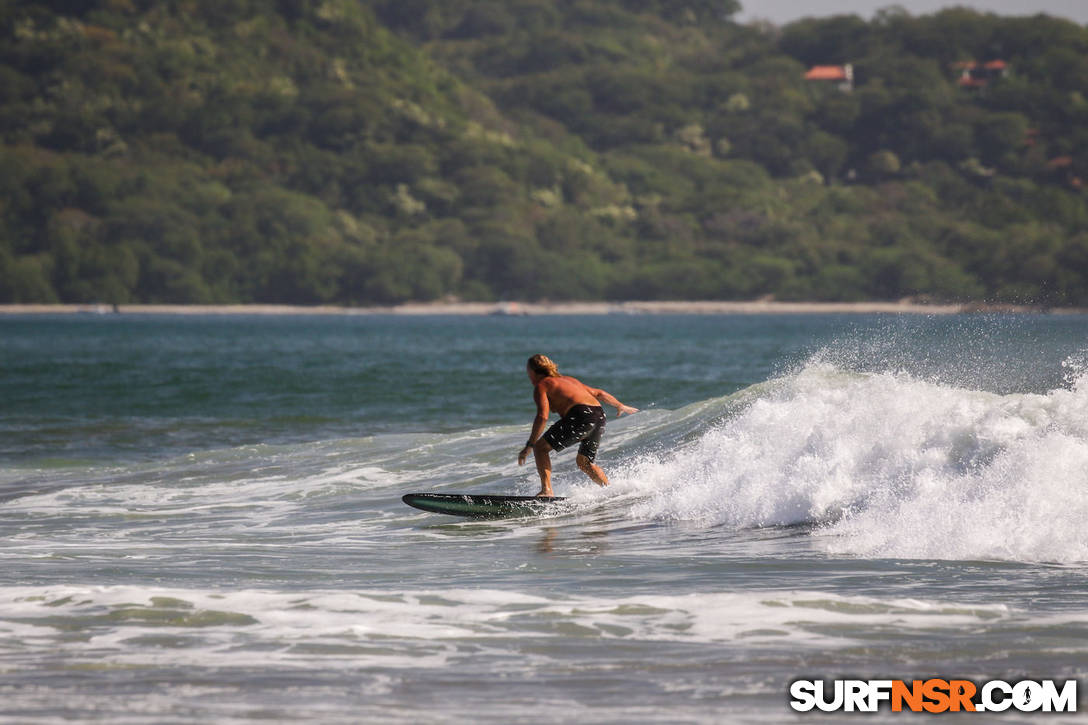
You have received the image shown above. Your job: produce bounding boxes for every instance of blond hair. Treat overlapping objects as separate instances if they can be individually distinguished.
[527,354,559,377]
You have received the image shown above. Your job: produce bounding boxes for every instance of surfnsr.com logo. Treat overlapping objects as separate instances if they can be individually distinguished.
[789,679,1078,713]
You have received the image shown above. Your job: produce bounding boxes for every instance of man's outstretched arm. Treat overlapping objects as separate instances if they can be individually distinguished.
[587,386,638,416]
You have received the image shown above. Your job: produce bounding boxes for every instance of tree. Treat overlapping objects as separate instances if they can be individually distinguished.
[0,0,1085,308]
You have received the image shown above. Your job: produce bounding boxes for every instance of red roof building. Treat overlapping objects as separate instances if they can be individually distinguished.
[804,64,854,92]
[954,60,1009,88]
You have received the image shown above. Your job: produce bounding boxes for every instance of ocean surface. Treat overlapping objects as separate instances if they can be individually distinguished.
[1,312,1086,723]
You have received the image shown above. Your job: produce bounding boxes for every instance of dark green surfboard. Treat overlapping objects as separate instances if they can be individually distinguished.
[402,493,566,518]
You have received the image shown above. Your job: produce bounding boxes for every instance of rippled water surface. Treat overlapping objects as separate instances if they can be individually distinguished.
[2,313,1086,722]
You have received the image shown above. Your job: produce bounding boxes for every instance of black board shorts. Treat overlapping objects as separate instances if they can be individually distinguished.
[542,404,607,462]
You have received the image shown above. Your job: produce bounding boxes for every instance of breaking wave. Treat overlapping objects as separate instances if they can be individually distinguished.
[616,358,1088,563]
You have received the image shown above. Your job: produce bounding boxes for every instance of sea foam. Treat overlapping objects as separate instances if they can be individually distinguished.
[620,360,1088,563]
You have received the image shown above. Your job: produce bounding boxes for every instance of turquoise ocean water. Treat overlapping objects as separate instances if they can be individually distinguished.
[2,312,1087,722]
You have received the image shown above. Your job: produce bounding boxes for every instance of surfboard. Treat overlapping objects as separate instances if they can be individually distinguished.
[401,493,566,518]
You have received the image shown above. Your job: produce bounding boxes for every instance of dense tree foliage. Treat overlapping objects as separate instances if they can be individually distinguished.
[1,0,1086,305]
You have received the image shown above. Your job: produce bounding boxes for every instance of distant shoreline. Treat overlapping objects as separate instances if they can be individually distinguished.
[1,301,1084,316]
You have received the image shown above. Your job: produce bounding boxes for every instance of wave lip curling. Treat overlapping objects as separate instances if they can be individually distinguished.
[623,361,1088,564]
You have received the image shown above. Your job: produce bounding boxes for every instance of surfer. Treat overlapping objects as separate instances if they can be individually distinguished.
[518,354,638,497]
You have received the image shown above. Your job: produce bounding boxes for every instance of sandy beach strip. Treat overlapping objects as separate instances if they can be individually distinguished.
[0,300,1080,316]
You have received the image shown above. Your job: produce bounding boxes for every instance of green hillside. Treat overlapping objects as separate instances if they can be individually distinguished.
[2,0,1087,305]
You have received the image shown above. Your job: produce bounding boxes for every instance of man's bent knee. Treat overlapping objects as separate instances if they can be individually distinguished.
[577,454,609,486]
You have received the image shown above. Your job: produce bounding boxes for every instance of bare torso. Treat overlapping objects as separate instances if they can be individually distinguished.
[536,375,601,417]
